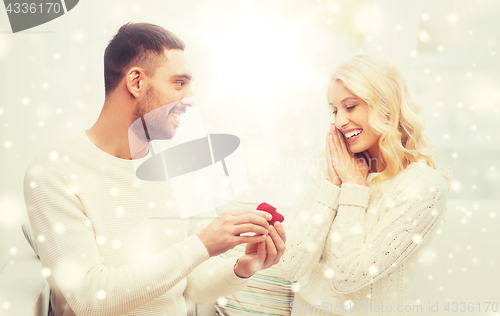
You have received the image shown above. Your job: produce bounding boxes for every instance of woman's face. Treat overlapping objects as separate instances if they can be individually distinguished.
[328,79,380,159]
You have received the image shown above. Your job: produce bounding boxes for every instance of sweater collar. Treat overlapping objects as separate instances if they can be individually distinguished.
[80,130,151,170]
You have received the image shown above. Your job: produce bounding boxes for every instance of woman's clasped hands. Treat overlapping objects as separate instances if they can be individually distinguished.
[326,123,369,187]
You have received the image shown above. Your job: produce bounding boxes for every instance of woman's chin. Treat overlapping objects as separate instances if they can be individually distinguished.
[351,148,370,156]
[348,145,363,154]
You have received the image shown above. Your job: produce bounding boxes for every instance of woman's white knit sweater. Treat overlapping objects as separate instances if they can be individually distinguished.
[279,146,449,316]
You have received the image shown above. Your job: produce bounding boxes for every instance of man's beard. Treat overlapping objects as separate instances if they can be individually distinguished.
[130,87,174,141]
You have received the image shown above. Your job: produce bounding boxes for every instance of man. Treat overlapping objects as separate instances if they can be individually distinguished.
[24,22,286,316]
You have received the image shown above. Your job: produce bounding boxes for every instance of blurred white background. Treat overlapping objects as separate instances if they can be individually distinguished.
[1,0,499,314]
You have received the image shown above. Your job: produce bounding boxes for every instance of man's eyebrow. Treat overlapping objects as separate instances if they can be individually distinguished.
[171,74,193,81]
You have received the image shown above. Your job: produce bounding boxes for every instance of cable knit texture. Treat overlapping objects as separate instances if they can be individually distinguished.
[279,146,448,316]
[23,131,248,316]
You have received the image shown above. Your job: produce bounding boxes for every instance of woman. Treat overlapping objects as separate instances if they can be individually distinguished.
[279,54,451,316]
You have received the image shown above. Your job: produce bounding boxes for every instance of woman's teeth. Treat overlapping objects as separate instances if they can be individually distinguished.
[346,129,362,139]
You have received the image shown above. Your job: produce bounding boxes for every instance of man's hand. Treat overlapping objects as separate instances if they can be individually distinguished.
[233,221,286,278]
[197,209,272,257]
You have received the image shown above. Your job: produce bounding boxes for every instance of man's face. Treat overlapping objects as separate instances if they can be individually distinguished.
[134,49,194,140]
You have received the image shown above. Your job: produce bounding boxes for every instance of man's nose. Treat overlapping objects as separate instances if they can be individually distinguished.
[181,87,195,108]
[185,86,194,100]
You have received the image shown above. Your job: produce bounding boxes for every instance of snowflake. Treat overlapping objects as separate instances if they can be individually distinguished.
[96,236,106,245]
[54,223,65,234]
[418,30,430,43]
[49,151,60,161]
[217,297,228,306]
[343,300,354,310]
[110,187,120,196]
[73,31,85,42]
[304,241,317,253]
[112,240,121,249]
[313,214,323,225]
[324,268,334,279]
[447,13,459,24]
[41,267,51,277]
[115,207,125,216]
[350,223,363,235]
[96,290,106,300]
[330,231,341,242]
[299,211,309,221]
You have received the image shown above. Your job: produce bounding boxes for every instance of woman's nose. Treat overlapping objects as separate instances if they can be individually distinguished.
[335,110,349,129]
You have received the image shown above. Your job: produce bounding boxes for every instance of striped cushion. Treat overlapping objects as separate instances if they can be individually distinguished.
[21,223,39,258]
[215,201,294,316]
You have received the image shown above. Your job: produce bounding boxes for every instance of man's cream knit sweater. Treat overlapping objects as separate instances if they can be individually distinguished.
[279,147,449,316]
[24,131,248,316]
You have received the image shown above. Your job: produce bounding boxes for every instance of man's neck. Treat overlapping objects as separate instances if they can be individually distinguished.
[86,98,149,160]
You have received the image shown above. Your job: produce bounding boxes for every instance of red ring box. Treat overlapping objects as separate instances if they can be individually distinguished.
[257,202,284,225]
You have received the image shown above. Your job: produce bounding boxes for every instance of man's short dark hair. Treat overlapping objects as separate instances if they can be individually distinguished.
[104,22,185,95]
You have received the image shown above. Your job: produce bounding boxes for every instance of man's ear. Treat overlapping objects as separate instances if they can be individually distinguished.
[125,67,146,99]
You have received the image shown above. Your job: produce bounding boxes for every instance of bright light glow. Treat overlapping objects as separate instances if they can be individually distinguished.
[354,3,384,36]
[200,8,309,102]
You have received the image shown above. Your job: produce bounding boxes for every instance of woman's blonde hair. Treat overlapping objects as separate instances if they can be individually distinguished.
[331,54,451,196]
